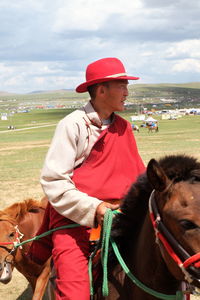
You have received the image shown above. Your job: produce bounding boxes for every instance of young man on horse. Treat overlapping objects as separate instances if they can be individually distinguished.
[36,57,145,299]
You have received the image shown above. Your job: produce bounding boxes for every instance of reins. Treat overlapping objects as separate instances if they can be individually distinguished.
[0,224,80,251]
[1,205,196,299]
[89,209,184,300]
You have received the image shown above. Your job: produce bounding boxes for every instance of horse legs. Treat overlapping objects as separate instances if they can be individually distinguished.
[47,279,56,300]
[31,257,51,300]
[47,264,56,300]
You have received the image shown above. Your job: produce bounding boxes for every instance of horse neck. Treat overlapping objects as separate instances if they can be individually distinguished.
[14,247,44,289]
[18,207,45,253]
[129,214,180,295]
[14,209,45,288]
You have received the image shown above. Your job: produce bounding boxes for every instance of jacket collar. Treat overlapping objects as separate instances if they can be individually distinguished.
[84,101,115,128]
[83,101,102,128]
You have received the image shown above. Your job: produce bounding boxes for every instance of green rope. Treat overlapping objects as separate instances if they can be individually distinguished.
[89,209,120,298]
[14,209,184,300]
[14,224,80,248]
[97,209,184,300]
[88,252,94,297]
[110,236,183,300]
[101,208,113,296]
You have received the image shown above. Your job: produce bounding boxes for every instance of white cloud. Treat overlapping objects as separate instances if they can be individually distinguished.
[172,59,200,73]
[0,0,199,92]
[53,0,142,32]
[0,61,79,93]
[166,39,200,59]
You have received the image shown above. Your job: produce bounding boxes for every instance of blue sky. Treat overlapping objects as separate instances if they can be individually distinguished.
[0,0,200,93]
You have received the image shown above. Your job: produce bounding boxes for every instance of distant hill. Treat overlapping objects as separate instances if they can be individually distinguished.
[29,89,74,94]
[0,91,17,96]
[0,83,199,110]
[128,82,200,105]
[132,82,200,89]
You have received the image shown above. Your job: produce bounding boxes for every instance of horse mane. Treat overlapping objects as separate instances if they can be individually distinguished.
[111,154,200,250]
[157,154,200,182]
[0,198,45,223]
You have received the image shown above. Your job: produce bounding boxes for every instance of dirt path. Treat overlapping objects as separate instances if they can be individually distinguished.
[0,269,32,299]
[0,123,57,133]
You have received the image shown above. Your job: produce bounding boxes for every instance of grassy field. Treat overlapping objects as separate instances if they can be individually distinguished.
[0,108,200,299]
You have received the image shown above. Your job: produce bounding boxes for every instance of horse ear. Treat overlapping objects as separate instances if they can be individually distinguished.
[147,159,171,192]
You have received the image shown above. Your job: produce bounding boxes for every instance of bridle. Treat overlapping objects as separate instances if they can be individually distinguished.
[0,224,24,283]
[0,225,24,257]
[149,189,200,285]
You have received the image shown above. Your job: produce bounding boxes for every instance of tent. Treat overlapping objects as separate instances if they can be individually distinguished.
[145,116,157,122]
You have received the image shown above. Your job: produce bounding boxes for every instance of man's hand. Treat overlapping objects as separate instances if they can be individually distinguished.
[95,202,119,226]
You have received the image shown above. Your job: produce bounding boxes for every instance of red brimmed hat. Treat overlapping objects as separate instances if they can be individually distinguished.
[76,57,140,93]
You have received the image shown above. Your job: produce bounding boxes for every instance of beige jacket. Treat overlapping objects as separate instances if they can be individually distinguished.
[40,101,110,228]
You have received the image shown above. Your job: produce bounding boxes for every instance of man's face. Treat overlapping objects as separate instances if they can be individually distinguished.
[102,80,129,112]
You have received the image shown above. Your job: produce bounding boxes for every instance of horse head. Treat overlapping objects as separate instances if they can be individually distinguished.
[147,156,200,289]
[0,199,46,288]
[0,215,17,284]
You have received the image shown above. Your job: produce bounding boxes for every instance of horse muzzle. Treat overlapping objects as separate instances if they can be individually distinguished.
[0,262,12,284]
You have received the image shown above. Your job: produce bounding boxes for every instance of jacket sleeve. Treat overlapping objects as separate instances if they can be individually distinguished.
[40,117,102,228]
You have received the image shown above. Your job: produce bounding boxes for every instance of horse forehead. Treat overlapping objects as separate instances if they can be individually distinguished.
[0,216,15,225]
[0,220,15,234]
[164,181,200,214]
[174,181,200,200]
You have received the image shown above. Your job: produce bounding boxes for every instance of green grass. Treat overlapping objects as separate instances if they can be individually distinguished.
[0,109,199,200]
[1,110,200,182]
[0,147,48,181]
[137,119,200,162]
[119,111,200,163]
[0,109,199,206]
[0,109,74,131]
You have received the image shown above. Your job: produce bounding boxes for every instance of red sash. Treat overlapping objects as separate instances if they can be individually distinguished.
[72,114,145,200]
[28,115,145,265]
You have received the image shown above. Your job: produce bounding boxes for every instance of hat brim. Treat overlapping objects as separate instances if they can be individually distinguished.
[76,76,140,93]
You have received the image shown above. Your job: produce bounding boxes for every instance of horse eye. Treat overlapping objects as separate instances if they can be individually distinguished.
[9,232,15,238]
[179,219,198,230]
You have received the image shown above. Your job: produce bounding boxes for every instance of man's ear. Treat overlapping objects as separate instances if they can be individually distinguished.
[97,84,107,96]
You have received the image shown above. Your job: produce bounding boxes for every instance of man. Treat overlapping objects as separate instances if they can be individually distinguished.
[38,57,146,299]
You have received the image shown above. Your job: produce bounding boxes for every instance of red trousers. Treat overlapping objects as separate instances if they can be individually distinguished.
[52,226,91,300]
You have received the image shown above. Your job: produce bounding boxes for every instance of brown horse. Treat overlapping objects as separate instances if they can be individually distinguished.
[0,198,51,299]
[147,124,159,133]
[132,124,140,132]
[94,154,200,299]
